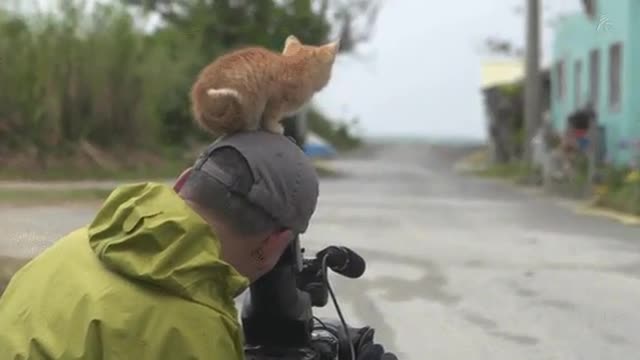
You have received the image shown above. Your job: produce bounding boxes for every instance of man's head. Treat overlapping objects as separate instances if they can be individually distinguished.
[174,131,319,282]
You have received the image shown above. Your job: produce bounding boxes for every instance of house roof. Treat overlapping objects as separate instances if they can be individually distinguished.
[480,60,525,89]
[481,60,552,91]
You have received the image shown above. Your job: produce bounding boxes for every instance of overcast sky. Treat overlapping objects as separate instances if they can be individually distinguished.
[34,0,583,140]
[314,0,582,140]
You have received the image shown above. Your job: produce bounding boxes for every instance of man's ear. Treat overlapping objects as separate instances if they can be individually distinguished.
[173,167,193,192]
[260,229,294,267]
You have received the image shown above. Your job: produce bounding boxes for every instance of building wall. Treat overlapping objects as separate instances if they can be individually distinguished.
[550,0,639,165]
[628,0,640,160]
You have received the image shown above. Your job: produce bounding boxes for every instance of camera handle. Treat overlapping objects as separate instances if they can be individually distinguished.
[241,237,315,348]
[241,238,394,360]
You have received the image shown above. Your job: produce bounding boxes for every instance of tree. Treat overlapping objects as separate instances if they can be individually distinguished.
[480,3,564,59]
[483,37,524,58]
[120,0,381,146]
[322,0,381,53]
[121,0,381,56]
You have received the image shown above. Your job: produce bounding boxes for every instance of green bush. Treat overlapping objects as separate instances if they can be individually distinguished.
[594,166,640,215]
[0,1,203,154]
[0,0,369,176]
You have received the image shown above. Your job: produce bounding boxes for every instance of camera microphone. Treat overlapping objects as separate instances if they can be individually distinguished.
[318,246,366,279]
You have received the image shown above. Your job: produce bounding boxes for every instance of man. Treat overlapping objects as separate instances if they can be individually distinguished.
[0,131,318,359]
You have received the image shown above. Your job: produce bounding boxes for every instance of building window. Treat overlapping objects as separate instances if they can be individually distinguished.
[583,0,596,18]
[609,42,622,111]
[589,49,600,109]
[575,60,583,109]
[556,61,565,101]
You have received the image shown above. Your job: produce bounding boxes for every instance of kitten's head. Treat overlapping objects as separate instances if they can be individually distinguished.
[282,35,339,91]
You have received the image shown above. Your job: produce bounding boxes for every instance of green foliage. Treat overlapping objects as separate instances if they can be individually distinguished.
[594,166,640,215]
[497,82,523,97]
[595,184,640,215]
[122,0,380,54]
[0,0,372,169]
[475,161,536,182]
[0,0,202,154]
[599,165,630,189]
[492,82,525,160]
[307,107,361,151]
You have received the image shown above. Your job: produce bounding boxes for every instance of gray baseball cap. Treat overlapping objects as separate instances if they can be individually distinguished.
[188,131,319,233]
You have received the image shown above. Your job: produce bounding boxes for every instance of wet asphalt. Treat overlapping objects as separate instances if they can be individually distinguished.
[1,141,640,359]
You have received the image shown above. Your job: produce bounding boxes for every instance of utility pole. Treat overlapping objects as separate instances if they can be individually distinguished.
[523,0,541,167]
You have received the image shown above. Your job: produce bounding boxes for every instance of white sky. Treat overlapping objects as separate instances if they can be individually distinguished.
[32,0,583,140]
[314,0,583,140]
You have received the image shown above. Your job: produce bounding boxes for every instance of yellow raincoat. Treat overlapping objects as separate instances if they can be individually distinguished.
[0,183,250,359]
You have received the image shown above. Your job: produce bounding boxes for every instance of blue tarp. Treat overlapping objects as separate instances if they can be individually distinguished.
[303,133,337,158]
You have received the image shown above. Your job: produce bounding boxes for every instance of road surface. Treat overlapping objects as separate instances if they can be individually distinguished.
[1,141,640,360]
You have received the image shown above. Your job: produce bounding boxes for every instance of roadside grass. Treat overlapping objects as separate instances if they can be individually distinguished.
[475,162,522,180]
[0,160,340,206]
[0,256,29,297]
[0,188,112,205]
[592,182,640,216]
[0,155,190,182]
[462,149,640,221]
[473,161,540,186]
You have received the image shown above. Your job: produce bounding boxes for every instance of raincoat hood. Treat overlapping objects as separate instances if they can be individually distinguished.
[87,182,250,314]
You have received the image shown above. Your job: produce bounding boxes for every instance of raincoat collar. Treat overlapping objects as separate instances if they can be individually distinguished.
[87,182,249,317]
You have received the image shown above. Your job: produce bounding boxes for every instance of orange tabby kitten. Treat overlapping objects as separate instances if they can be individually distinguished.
[190,35,339,136]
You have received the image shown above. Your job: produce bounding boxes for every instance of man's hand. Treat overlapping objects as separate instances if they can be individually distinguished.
[357,342,398,360]
[352,326,398,360]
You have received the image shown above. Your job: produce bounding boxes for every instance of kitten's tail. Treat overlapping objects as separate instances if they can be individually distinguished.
[192,87,246,136]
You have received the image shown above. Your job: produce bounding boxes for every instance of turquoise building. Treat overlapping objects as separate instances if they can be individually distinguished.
[551,0,640,165]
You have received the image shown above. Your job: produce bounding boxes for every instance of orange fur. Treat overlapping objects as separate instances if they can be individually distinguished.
[190,35,339,136]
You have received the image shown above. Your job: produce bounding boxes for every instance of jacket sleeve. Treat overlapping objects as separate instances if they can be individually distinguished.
[148,310,245,360]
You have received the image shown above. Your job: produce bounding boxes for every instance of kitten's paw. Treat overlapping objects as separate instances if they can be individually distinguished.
[264,122,284,134]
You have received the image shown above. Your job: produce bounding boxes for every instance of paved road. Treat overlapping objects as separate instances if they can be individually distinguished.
[2,142,640,360]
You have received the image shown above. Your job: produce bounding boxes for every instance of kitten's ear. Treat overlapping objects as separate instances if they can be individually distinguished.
[319,39,340,61]
[283,35,302,54]
[325,39,340,53]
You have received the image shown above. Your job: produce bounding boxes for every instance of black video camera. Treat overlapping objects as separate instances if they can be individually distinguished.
[240,235,397,360]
